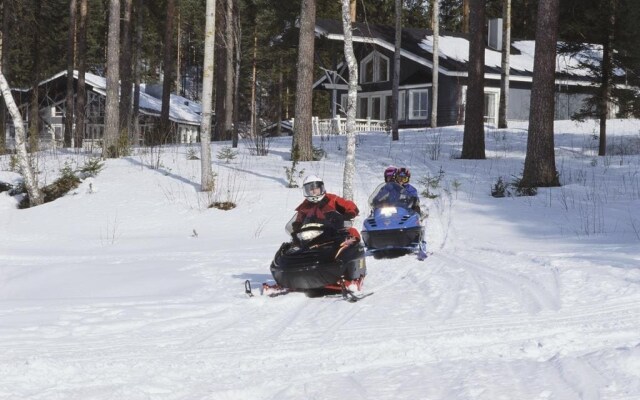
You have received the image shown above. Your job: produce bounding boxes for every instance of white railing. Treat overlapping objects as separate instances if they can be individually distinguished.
[290,117,389,136]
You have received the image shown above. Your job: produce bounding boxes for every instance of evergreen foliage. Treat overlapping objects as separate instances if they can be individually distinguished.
[0,0,638,145]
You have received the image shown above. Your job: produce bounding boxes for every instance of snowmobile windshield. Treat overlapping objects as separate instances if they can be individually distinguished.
[369,182,415,210]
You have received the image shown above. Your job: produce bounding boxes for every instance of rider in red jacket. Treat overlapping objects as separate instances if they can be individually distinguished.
[289,175,361,241]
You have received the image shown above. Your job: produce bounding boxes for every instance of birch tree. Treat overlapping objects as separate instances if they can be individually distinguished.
[520,0,561,188]
[498,0,511,129]
[340,0,358,200]
[104,0,120,158]
[132,0,143,145]
[0,31,43,206]
[391,0,401,141]
[200,0,216,191]
[430,0,439,128]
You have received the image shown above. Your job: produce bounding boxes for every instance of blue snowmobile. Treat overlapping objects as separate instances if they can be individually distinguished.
[361,182,427,260]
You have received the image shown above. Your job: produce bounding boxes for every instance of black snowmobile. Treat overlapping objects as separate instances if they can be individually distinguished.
[264,214,367,298]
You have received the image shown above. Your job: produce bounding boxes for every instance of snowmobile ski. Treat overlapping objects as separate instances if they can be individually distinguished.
[340,278,373,302]
[417,241,428,261]
[244,280,254,297]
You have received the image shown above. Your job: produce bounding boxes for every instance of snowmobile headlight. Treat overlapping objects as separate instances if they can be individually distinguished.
[379,207,397,217]
[297,229,322,242]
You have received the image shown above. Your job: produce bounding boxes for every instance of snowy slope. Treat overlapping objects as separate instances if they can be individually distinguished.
[1,120,640,399]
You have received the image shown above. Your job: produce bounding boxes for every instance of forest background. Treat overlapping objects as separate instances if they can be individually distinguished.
[1,0,640,151]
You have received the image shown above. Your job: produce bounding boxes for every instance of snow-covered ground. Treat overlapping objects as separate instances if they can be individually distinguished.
[1,120,640,399]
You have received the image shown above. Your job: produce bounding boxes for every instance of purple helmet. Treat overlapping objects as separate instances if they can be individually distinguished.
[384,166,398,183]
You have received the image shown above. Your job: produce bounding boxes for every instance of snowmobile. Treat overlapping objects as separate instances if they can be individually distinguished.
[264,220,368,299]
[361,183,427,260]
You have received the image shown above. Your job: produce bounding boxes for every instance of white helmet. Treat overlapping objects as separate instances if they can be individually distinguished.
[302,175,326,203]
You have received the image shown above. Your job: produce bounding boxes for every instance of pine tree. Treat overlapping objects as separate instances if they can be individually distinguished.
[104,0,120,158]
[521,0,561,188]
[461,0,486,159]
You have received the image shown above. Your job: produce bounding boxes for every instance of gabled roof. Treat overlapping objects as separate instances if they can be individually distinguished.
[315,19,614,86]
[36,70,202,126]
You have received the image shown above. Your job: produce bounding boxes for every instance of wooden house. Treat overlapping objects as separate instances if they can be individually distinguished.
[314,19,619,128]
[3,70,201,149]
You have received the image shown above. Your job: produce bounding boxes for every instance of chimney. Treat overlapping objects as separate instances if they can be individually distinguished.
[488,18,503,51]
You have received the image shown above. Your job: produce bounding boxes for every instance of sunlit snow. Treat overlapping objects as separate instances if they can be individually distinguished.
[1,120,640,399]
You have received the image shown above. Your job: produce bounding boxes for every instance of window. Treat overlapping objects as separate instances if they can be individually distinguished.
[483,89,500,126]
[408,89,428,120]
[358,97,369,119]
[399,91,405,120]
[360,51,390,84]
[385,95,393,121]
[371,97,382,120]
[384,92,405,121]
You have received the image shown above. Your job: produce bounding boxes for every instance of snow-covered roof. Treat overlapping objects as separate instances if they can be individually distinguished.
[36,71,202,126]
[419,37,623,79]
[316,19,622,86]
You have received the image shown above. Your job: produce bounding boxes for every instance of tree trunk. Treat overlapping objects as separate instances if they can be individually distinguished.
[176,7,181,95]
[430,0,439,128]
[521,0,560,188]
[598,0,616,157]
[0,71,44,206]
[462,0,470,33]
[64,0,77,148]
[498,0,511,129]
[104,0,120,158]
[291,0,316,161]
[232,5,241,148]
[341,0,358,201]
[0,0,8,152]
[391,0,401,141]
[350,0,356,22]
[29,0,41,149]
[461,0,486,159]
[132,0,143,146]
[200,0,216,192]
[214,1,225,141]
[223,0,234,141]
[75,0,87,149]
[250,27,257,139]
[119,0,134,140]
[159,0,176,145]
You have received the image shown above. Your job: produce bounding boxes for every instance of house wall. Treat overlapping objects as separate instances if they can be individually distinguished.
[319,39,606,129]
[435,75,464,126]
[506,84,592,121]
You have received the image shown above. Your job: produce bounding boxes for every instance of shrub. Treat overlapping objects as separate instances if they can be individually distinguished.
[418,167,445,199]
[491,176,508,198]
[284,159,305,188]
[78,158,104,178]
[217,146,239,163]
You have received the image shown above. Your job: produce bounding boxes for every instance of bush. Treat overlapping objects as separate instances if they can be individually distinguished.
[217,146,239,163]
[418,167,445,199]
[209,201,236,210]
[78,158,104,178]
[284,159,305,188]
[42,162,82,203]
[491,175,538,198]
[491,176,508,198]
